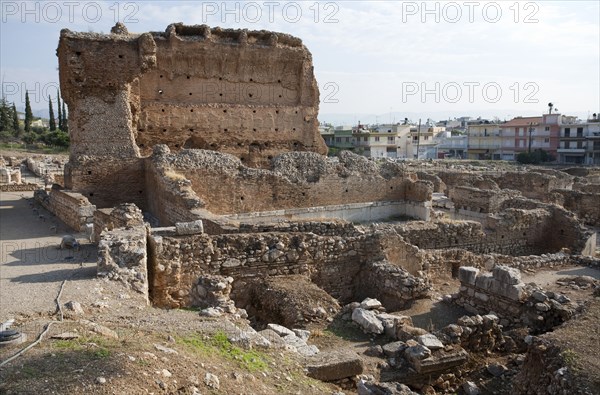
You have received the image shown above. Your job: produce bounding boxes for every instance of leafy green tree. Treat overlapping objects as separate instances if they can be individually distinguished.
[48,95,56,131]
[24,91,33,133]
[62,101,68,133]
[57,91,63,130]
[22,132,36,144]
[12,103,20,136]
[0,98,9,131]
[516,149,555,164]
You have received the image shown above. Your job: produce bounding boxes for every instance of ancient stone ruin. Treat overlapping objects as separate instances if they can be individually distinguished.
[30,23,600,394]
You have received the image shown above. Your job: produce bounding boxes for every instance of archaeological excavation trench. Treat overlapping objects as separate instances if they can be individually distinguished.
[18,22,600,393]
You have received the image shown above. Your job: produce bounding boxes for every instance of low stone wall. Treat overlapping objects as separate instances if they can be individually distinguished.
[97,225,148,303]
[449,186,520,213]
[148,230,368,308]
[573,182,600,194]
[93,203,145,243]
[355,260,431,310]
[491,171,573,202]
[145,225,436,309]
[392,216,547,257]
[238,221,363,237]
[454,266,577,331]
[551,189,600,227]
[455,266,526,323]
[436,314,505,354]
[395,221,486,250]
[0,183,39,192]
[145,148,203,226]
[34,187,96,232]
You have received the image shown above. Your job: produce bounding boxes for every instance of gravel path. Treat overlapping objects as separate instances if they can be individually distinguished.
[0,191,98,323]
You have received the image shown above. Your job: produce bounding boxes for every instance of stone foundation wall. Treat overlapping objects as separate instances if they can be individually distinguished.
[392,215,551,257]
[0,183,38,192]
[238,221,363,237]
[448,186,521,213]
[98,226,148,303]
[148,230,368,307]
[355,260,431,310]
[64,157,146,210]
[93,204,145,243]
[35,188,96,232]
[551,189,600,226]
[144,148,203,226]
[455,266,527,325]
[150,148,431,217]
[491,171,573,201]
[454,266,576,331]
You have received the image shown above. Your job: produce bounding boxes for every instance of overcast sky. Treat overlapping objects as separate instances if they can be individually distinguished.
[1,1,598,124]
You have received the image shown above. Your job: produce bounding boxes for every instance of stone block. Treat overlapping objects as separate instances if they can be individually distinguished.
[417,334,444,350]
[352,308,384,335]
[412,347,468,374]
[305,350,364,381]
[475,292,489,302]
[266,323,295,337]
[377,313,412,338]
[506,283,526,301]
[404,344,432,367]
[360,297,382,310]
[458,266,479,285]
[475,274,495,290]
[382,341,407,358]
[175,220,204,235]
[492,265,522,285]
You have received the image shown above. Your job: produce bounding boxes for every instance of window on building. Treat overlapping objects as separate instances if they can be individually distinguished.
[424,136,429,140]
[565,141,570,148]
[345,137,350,142]
[364,137,368,142]
[335,137,341,143]
[484,128,487,136]
[564,128,570,137]
[388,129,392,133]
[412,136,418,142]
[387,136,394,142]
[577,141,583,149]
[544,138,549,143]
[375,136,380,142]
[577,127,583,137]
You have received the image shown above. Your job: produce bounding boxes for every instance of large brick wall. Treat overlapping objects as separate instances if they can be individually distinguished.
[57,23,326,204]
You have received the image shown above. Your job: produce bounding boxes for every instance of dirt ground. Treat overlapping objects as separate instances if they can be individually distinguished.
[0,191,100,323]
[0,190,341,395]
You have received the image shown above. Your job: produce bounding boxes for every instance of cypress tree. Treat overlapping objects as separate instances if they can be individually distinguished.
[57,91,63,130]
[12,103,20,136]
[24,91,33,133]
[0,99,8,131]
[62,101,68,133]
[49,95,56,131]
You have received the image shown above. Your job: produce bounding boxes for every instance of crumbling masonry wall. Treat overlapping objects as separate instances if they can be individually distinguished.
[34,187,95,232]
[148,147,432,221]
[146,227,431,309]
[58,23,327,207]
